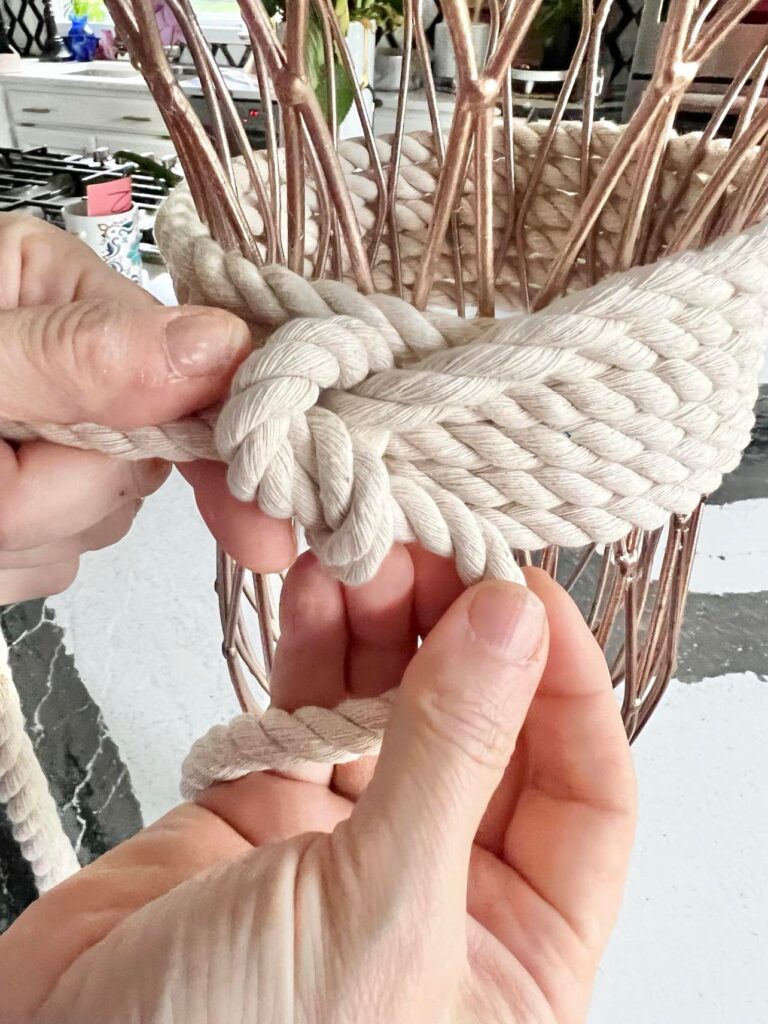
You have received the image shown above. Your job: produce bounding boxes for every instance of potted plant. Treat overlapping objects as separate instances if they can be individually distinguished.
[529,0,583,71]
[262,1,403,133]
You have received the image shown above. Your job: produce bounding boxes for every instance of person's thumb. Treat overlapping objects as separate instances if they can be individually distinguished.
[349,580,548,886]
[0,299,252,428]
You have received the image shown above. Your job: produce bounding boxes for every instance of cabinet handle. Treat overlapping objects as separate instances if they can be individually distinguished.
[120,115,152,123]
[21,107,52,114]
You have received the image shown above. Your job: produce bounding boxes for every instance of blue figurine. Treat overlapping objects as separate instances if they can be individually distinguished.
[66,14,99,62]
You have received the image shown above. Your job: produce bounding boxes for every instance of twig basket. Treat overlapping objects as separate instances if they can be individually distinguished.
[112,0,768,746]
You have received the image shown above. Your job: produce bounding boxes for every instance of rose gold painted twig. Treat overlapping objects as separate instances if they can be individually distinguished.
[670,99,768,252]
[512,0,593,308]
[302,128,335,279]
[539,545,558,578]
[166,0,278,268]
[313,0,389,268]
[593,540,634,651]
[239,0,286,75]
[253,572,276,676]
[411,0,479,309]
[167,0,234,186]
[486,0,501,52]
[588,547,616,632]
[174,0,281,265]
[283,2,311,274]
[581,0,614,286]
[495,0,516,273]
[242,0,374,291]
[690,0,763,64]
[720,135,768,236]
[414,1,467,315]
[690,0,725,43]
[247,25,284,264]
[319,7,338,141]
[645,40,768,262]
[475,103,496,316]
[411,102,476,309]
[634,505,703,738]
[412,0,544,309]
[483,0,545,84]
[563,543,597,593]
[384,0,415,298]
[108,0,258,259]
[218,554,260,713]
[619,567,641,724]
[535,0,700,307]
[733,46,768,139]
[496,72,516,303]
[614,101,678,271]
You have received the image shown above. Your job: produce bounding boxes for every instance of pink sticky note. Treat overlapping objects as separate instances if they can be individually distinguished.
[87,177,133,216]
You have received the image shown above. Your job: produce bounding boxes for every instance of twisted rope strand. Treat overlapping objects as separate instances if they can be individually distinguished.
[0,630,80,891]
[2,152,768,827]
[181,691,395,801]
[2,216,766,586]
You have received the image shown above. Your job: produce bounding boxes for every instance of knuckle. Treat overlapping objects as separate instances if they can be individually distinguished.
[416,683,515,772]
[0,212,55,249]
[34,300,124,412]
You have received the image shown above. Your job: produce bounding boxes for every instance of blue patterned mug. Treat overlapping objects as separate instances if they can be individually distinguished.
[62,200,143,284]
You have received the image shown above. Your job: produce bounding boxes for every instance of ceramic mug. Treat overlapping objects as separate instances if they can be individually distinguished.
[63,200,143,283]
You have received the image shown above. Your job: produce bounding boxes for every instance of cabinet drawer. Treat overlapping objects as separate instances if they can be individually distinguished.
[14,124,175,160]
[7,88,167,136]
[14,124,99,152]
[95,130,176,160]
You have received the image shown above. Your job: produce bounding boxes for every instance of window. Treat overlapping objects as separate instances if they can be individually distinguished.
[56,0,244,33]
[189,0,242,21]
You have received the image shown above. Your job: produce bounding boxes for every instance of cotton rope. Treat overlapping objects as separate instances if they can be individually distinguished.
[2,196,768,886]
[0,628,80,891]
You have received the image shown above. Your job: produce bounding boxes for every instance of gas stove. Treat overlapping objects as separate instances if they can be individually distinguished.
[0,146,179,261]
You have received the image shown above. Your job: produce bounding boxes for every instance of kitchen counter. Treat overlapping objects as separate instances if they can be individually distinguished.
[0,58,154,91]
[0,57,151,90]
[0,58,175,158]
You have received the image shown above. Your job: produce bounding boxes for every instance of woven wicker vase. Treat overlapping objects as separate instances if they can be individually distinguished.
[155,119,768,744]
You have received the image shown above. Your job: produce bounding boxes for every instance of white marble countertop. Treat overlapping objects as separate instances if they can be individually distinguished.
[0,58,148,91]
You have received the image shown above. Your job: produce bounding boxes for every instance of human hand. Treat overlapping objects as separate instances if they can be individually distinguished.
[0,213,295,604]
[0,546,636,1024]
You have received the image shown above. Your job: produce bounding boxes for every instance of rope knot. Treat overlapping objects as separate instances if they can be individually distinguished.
[215,315,398,584]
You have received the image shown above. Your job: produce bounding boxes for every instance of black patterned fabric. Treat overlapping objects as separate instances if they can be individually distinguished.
[2,0,46,57]
[604,0,644,86]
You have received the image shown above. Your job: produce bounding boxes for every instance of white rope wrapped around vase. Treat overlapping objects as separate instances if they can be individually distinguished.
[2,203,768,807]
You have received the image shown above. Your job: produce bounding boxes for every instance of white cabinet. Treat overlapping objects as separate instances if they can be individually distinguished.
[0,60,176,159]
[12,125,174,157]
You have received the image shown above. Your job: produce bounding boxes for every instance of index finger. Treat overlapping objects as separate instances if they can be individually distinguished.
[0,213,157,310]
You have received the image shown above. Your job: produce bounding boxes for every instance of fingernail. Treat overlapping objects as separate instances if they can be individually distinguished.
[468,583,545,662]
[163,311,252,378]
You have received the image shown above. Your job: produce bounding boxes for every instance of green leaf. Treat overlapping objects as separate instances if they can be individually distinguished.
[307,18,356,129]
[335,0,351,36]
